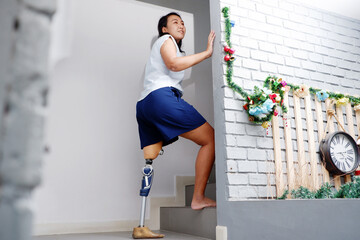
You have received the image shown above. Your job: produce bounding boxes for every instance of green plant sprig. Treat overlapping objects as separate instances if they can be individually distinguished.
[277,176,360,199]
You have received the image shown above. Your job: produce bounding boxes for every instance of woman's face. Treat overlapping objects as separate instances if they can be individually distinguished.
[162,15,186,43]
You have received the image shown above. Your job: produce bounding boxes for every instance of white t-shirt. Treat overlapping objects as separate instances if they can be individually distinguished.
[138,34,185,101]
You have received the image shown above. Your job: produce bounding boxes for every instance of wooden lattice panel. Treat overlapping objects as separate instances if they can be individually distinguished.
[271,93,360,198]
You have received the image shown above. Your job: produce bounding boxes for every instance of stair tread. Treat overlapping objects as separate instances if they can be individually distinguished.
[161,206,216,209]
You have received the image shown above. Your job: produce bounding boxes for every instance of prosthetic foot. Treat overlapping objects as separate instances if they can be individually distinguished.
[133,158,164,239]
[132,226,164,239]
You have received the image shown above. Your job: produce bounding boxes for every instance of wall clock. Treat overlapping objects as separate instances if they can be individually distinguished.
[319,131,360,175]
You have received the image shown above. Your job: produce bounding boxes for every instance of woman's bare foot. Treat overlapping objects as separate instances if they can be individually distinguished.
[191,197,216,210]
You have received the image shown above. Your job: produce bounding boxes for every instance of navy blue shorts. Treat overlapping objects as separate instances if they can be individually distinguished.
[136,87,207,149]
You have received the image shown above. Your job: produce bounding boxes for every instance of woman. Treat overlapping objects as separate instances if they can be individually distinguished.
[136,12,216,210]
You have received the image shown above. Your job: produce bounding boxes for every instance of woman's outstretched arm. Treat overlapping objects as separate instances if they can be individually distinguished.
[160,30,215,72]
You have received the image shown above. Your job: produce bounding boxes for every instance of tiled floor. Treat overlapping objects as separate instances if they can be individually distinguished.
[33,231,211,240]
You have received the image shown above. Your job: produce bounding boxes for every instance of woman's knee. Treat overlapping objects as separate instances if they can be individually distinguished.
[204,131,215,147]
[181,123,214,147]
[202,123,215,144]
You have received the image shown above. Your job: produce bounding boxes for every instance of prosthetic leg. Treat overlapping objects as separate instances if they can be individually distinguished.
[132,157,164,239]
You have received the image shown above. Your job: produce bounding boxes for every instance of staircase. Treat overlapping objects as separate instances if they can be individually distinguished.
[159,168,217,239]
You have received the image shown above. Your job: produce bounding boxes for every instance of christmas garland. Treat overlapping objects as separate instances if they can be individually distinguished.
[277,176,360,199]
[221,6,360,128]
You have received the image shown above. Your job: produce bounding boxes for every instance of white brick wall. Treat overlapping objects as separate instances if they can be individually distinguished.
[220,0,360,200]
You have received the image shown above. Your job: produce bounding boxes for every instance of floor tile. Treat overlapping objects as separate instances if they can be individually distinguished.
[33,230,212,240]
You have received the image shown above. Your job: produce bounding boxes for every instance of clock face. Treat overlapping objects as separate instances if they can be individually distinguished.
[329,133,357,173]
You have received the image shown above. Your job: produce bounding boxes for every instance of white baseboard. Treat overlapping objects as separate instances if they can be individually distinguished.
[33,220,138,236]
[33,176,195,236]
[216,226,228,240]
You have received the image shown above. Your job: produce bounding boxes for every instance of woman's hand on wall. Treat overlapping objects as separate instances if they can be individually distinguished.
[161,31,216,72]
[205,30,216,58]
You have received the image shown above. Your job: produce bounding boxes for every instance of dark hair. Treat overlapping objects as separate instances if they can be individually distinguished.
[157,12,184,53]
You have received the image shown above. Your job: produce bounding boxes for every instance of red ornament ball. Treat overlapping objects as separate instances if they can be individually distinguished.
[224,46,230,52]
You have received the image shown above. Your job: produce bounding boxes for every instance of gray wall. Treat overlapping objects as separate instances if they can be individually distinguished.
[221,199,360,240]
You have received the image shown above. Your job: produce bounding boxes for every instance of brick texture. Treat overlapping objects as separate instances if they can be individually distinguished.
[220,0,360,200]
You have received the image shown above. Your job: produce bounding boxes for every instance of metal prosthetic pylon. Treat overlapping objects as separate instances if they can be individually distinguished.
[139,159,154,227]
[132,151,165,239]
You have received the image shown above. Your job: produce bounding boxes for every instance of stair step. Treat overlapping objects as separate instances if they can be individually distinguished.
[185,183,216,207]
[160,207,216,240]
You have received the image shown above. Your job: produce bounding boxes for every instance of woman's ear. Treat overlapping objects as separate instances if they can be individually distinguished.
[162,26,167,34]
